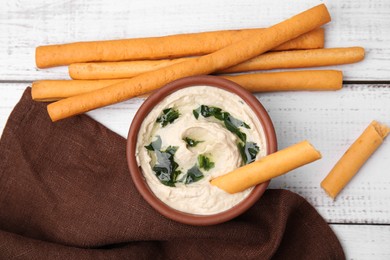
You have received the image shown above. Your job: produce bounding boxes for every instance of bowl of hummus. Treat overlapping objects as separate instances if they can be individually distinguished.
[127,75,277,225]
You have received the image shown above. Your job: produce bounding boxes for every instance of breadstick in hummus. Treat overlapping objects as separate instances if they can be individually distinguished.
[36,28,324,68]
[47,4,331,121]
[210,141,322,194]
[321,121,390,199]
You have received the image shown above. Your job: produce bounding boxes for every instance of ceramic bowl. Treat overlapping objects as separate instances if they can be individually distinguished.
[126,75,277,225]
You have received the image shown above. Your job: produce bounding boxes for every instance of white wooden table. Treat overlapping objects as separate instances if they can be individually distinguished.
[1,1,389,258]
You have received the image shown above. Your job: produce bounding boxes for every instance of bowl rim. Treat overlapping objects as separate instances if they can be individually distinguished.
[126,75,277,226]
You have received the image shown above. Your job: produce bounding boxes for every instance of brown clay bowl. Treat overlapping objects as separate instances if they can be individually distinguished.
[126,75,277,226]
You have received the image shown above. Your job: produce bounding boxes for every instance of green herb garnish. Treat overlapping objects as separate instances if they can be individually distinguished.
[223,114,248,143]
[183,137,203,147]
[145,136,162,151]
[151,147,207,186]
[184,165,204,184]
[193,105,249,142]
[152,146,181,187]
[193,105,224,120]
[145,136,206,186]
[238,142,260,164]
[193,105,261,165]
[156,107,180,127]
[198,154,215,171]
[193,107,200,119]
[145,136,180,187]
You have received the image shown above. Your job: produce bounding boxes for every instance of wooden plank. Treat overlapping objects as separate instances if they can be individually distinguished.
[1,83,389,224]
[262,84,390,224]
[0,0,389,81]
[331,224,390,260]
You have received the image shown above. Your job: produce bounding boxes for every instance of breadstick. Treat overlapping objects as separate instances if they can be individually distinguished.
[321,121,390,199]
[36,28,324,69]
[223,70,343,92]
[32,70,343,101]
[47,4,331,121]
[210,141,322,194]
[31,80,124,101]
[220,47,365,73]
[272,27,324,51]
[69,47,360,80]
[69,58,192,80]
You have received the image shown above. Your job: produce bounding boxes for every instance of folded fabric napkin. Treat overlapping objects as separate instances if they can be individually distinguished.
[0,88,344,259]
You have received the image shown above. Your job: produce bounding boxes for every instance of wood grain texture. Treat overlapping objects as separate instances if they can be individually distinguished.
[0,0,389,81]
[331,224,390,260]
[261,85,390,223]
[1,83,389,224]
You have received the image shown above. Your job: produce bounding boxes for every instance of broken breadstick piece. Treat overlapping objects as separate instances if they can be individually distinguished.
[321,121,390,199]
[210,140,322,194]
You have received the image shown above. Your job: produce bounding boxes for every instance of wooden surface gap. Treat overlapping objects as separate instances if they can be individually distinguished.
[0,80,32,84]
[329,223,390,226]
[343,80,390,85]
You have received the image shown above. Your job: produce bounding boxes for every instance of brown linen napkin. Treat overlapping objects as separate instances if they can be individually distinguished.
[0,88,345,260]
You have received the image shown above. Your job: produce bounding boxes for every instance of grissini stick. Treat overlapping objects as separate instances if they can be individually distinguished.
[47,4,331,121]
[32,70,342,101]
[68,47,359,80]
[32,79,124,101]
[69,58,190,80]
[36,28,324,68]
[211,141,322,194]
[223,70,343,92]
[221,47,364,73]
[321,121,390,199]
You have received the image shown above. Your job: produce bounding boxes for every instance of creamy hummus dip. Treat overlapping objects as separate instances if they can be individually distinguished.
[136,86,266,215]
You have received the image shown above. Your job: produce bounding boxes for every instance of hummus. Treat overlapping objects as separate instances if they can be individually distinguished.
[136,86,266,215]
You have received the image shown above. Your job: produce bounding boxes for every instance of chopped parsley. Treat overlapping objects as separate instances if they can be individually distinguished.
[145,137,180,187]
[193,105,249,142]
[238,142,260,164]
[184,165,204,184]
[156,107,180,127]
[197,154,215,171]
[152,146,181,187]
[144,136,162,151]
[146,136,205,187]
[193,105,260,164]
[183,137,203,147]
